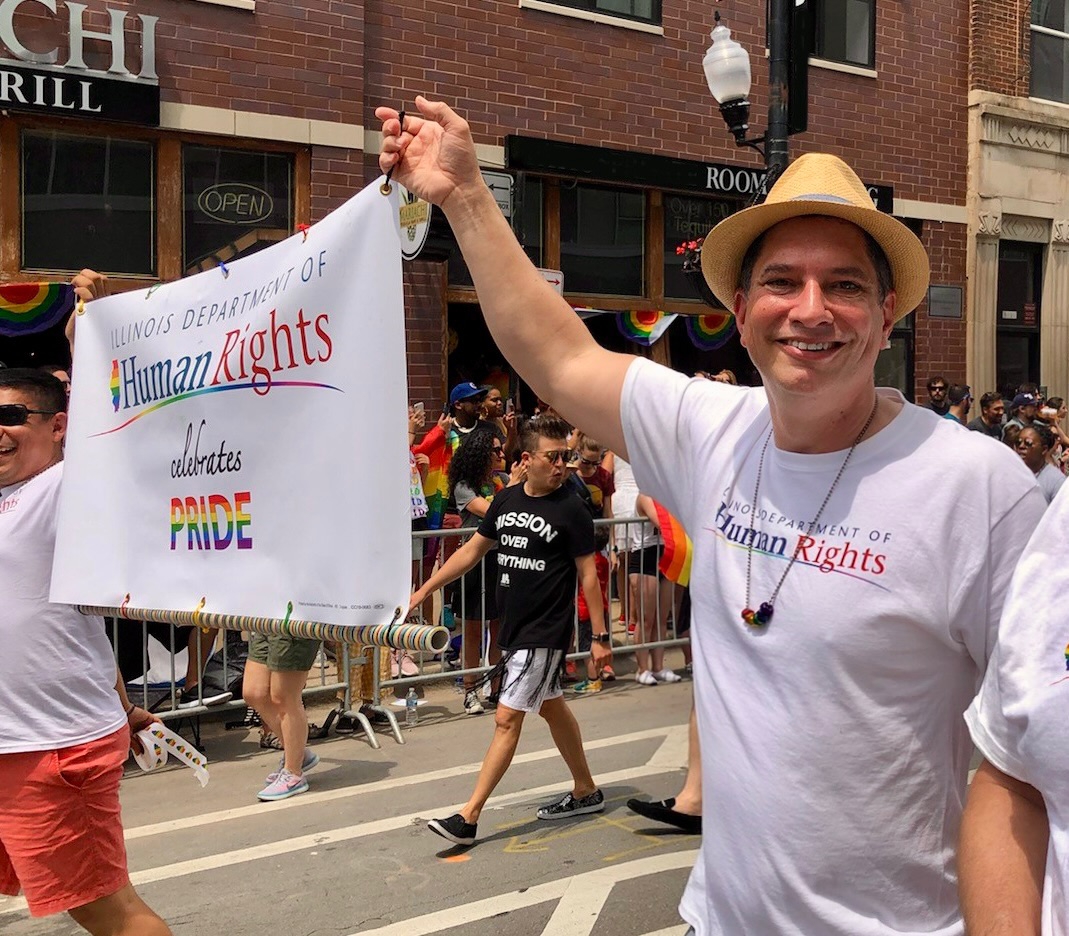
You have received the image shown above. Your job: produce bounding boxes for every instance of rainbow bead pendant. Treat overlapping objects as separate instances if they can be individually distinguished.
[741,602,774,629]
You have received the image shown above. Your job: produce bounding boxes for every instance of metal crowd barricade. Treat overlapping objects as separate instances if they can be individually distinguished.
[106,617,399,749]
[380,516,691,701]
[105,515,690,753]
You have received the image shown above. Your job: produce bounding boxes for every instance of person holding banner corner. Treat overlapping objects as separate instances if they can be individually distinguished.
[0,270,173,936]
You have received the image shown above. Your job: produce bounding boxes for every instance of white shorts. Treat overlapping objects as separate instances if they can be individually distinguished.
[497,648,565,713]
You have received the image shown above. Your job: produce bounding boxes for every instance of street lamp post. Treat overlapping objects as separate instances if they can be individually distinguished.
[702,6,792,176]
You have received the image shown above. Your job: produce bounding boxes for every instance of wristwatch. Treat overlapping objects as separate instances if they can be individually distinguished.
[593,632,612,644]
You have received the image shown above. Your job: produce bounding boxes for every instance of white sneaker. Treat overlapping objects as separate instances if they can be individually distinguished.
[653,669,682,684]
[464,691,485,715]
[636,670,658,686]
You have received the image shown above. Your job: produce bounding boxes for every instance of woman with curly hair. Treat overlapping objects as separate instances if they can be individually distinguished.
[448,430,522,714]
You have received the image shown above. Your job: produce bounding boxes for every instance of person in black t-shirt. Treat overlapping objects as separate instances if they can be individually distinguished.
[409,416,613,847]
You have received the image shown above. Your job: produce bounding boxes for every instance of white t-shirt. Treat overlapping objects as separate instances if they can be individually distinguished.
[620,359,1045,936]
[612,456,660,552]
[0,463,126,753]
[966,482,1069,936]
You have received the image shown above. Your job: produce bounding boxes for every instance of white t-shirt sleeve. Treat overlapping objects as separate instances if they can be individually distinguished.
[950,484,1047,679]
[967,482,1069,785]
[620,357,759,535]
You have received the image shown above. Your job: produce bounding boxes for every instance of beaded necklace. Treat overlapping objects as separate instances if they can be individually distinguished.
[741,396,879,630]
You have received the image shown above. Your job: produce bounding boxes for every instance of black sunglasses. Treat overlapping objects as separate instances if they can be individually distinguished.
[0,403,59,427]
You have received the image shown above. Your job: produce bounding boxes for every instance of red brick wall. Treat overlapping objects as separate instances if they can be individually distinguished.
[363,0,967,205]
[970,0,1031,96]
[403,262,448,412]
[914,223,969,400]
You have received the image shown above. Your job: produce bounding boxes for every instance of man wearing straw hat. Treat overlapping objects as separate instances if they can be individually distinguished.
[377,98,1045,934]
[0,271,172,934]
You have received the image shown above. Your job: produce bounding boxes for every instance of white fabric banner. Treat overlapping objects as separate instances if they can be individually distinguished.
[52,180,411,629]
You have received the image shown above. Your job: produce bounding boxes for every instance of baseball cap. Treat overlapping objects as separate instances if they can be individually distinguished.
[1011,392,1039,410]
[448,382,489,408]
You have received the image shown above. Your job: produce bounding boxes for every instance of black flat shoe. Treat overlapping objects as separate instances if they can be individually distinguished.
[626,797,702,834]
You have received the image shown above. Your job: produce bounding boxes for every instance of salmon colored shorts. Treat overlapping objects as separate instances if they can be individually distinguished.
[0,726,131,917]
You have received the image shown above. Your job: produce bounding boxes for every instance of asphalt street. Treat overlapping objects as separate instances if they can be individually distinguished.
[2,658,699,936]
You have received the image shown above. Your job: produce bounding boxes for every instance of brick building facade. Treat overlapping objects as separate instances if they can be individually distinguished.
[967,0,1069,402]
[0,0,969,404]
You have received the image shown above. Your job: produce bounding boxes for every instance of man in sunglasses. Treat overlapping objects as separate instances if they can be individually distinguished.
[0,272,173,934]
[411,415,612,846]
[925,376,950,416]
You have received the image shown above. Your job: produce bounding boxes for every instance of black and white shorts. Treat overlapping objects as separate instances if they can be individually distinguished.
[498,648,566,713]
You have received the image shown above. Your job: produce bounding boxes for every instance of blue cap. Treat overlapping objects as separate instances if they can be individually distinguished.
[1012,393,1039,410]
[448,382,488,408]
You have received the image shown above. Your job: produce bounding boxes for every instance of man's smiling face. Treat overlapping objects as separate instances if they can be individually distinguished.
[733,216,896,401]
[0,388,65,488]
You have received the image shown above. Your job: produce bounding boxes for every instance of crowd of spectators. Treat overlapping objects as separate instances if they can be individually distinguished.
[925,375,1067,504]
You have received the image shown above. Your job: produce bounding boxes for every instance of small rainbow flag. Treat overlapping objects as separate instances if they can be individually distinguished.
[687,311,736,350]
[617,310,678,346]
[654,501,692,587]
[0,282,75,337]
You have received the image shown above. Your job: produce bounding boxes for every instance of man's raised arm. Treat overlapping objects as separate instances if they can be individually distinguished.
[377,97,633,457]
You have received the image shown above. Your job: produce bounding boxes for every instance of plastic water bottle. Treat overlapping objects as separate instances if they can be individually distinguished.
[405,688,419,727]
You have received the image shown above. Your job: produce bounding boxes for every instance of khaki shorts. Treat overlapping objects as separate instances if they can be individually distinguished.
[248,633,321,672]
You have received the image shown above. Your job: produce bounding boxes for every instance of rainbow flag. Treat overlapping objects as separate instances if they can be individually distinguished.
[617,310,678,346]
[686,311,736,350]
[654,501,692,586]
[0,282,75,337]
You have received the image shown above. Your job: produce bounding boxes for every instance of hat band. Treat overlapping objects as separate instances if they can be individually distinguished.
[789,193,856,205]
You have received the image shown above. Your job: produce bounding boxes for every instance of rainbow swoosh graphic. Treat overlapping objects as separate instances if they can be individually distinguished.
[90,380,342,437]
[0,282,75,337]
[686,311,736,350]
[616,310,677,346]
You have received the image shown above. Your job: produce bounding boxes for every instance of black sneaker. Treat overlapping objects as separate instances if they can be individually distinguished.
[536,788,605,821]
[427,813,477,846]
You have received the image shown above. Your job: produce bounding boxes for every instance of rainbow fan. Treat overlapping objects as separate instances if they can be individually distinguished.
[0,283,76,337]
[686,311,736,350]
[617,310,677,346]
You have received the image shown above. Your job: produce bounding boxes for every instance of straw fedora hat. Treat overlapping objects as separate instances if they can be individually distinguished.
[701,153,929,320]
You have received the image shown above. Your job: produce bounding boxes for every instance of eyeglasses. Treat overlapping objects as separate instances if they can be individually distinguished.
[579,455,602,466]
[492,445,505,455]
[1015,439,1038,449]
[0,403,58,427]
[534,449,577,464]
[929,385,947,393]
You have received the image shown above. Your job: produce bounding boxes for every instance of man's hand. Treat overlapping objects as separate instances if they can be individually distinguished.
[508,461,527,487]
[376,97,483,210]
[127,705,161,755]
[67,269,109,352]
[590,639,613,669]
[437,413,454,434]
[72,268,108,304]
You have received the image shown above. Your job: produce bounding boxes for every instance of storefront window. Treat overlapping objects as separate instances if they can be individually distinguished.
[813,0,876,69]
[560,183,644,296]
[663,194,737,300]
[22,131,155,276]
[875,313,914,400]
[182,145,294,274]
